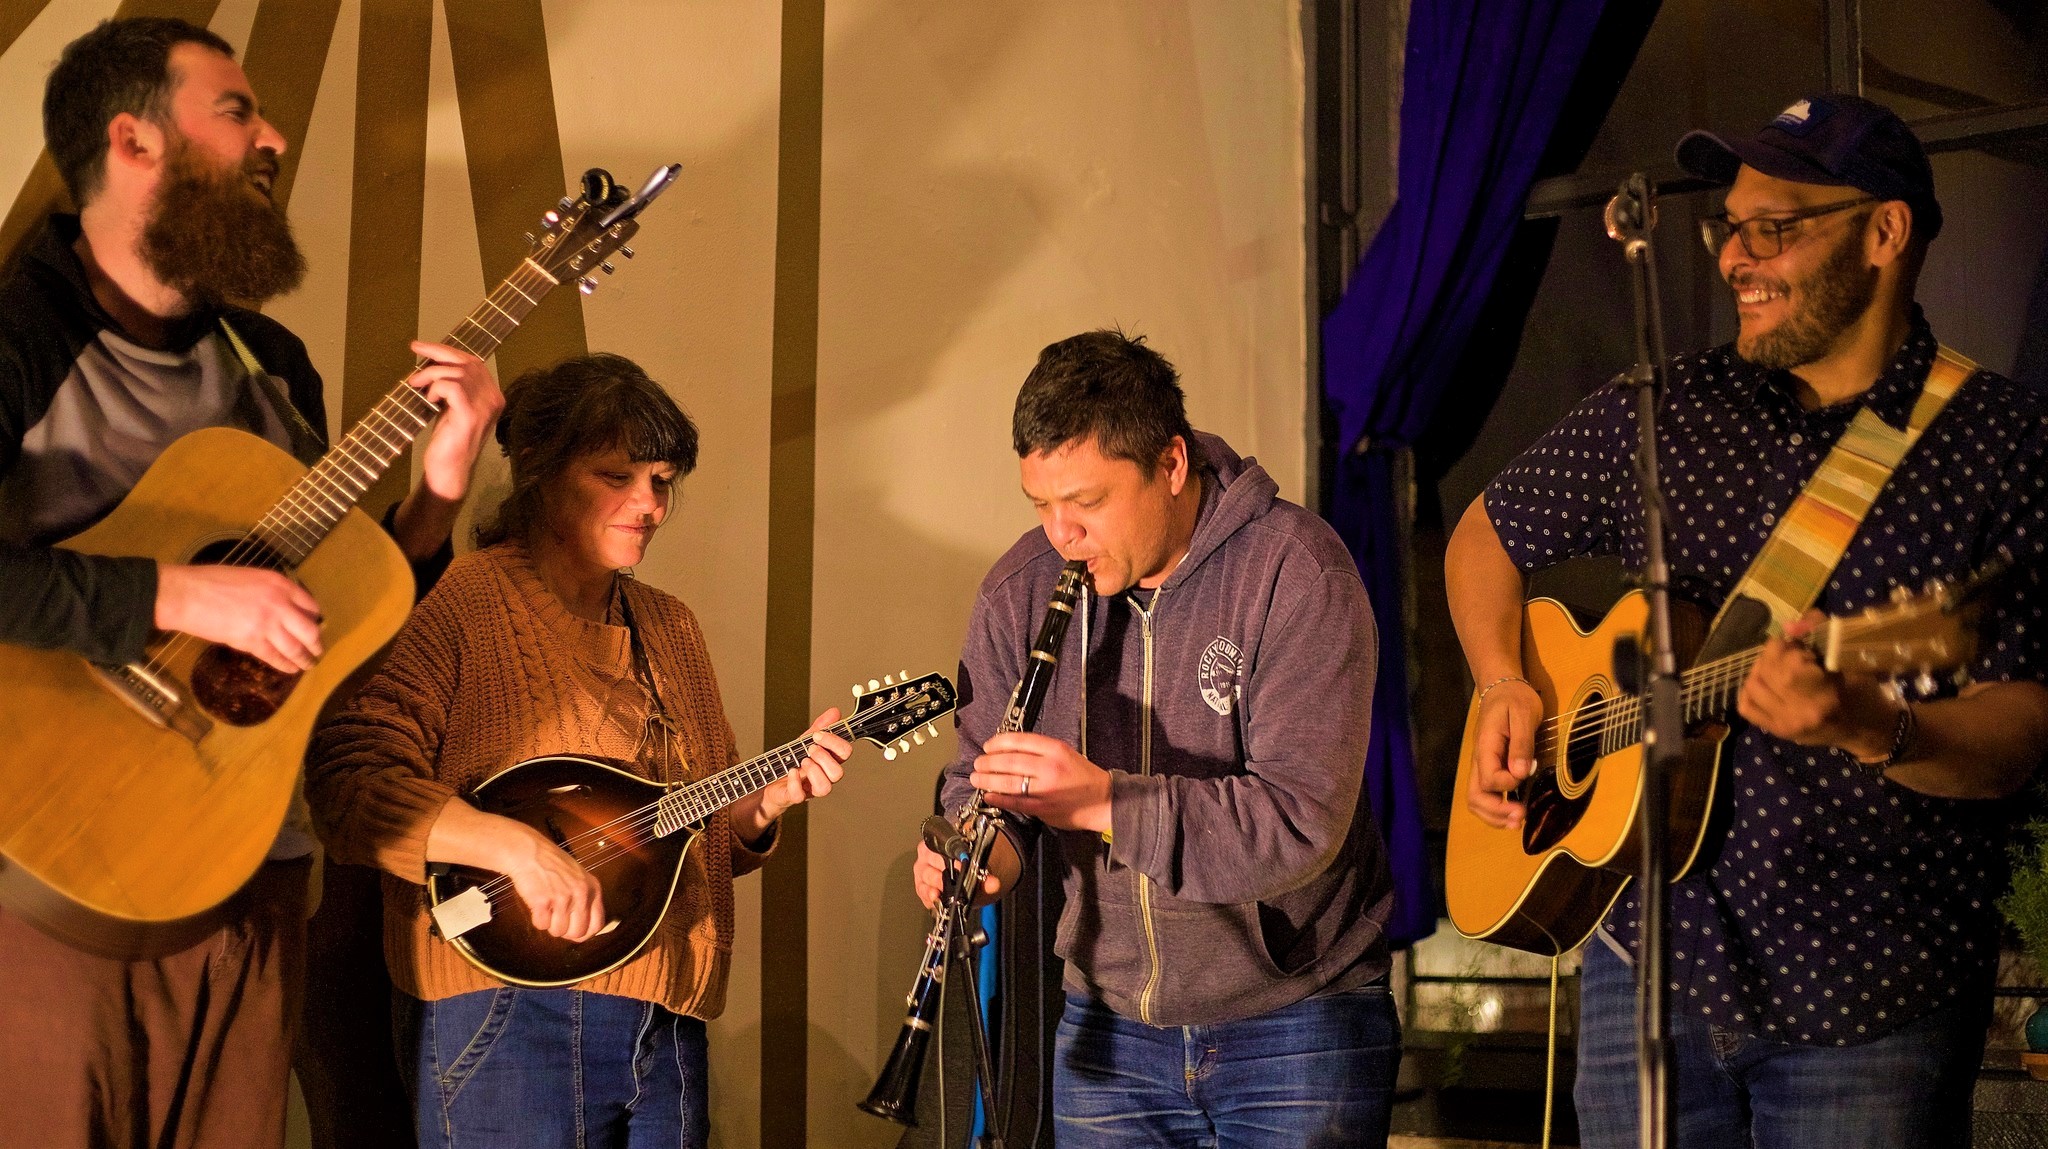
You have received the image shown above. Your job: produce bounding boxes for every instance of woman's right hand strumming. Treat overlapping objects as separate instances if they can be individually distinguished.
[427,798,607,942]
[911,833,1023,911]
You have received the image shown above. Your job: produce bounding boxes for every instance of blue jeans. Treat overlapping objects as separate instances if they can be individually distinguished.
[403,987,709,1149]
[1053,982,1400,1148]
[1574,937,1990,1149]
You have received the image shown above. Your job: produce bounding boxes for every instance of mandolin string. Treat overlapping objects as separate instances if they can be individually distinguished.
[141,261,559,679]
[458,710,902,907]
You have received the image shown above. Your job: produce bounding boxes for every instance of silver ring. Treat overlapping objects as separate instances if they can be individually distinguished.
[1020,775,1032,797]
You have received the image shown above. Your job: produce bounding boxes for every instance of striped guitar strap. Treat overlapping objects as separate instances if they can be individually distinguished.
[1712,345,1977,632]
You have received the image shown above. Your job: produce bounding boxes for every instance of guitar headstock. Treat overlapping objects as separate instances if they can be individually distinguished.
[528,164,681,295]
[846,671,959,760]
[1818,567,1996,687]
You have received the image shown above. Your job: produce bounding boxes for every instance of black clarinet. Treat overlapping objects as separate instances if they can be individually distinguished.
[860,559,1087,1127]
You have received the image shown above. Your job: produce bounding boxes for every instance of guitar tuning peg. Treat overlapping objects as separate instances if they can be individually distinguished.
[868,679,880,691]
[882,746,898,761]
[1915,670,1939,696]
[1953,667,1973,688]
[543,210,560,227]
[601,261,616,274]
[557,196,575,212]
[524,231,537,249]
[578,277,598,295]
[620,246,636,258]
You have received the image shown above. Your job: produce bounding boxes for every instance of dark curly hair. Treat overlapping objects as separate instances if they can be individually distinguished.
[1011,328,1196,472]
[45,17,234,206]
[475,353,700,548]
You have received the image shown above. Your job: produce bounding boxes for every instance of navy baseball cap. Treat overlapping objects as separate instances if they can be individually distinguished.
[1676,94,1942,242]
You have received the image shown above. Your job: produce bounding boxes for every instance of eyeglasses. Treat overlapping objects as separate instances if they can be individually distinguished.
[1699,196,1877,260]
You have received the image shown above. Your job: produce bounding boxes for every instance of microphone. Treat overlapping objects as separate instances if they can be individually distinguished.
[1604,175,1655,258]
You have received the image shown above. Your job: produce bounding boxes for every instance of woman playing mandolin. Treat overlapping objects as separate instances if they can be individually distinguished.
[307,354,850,1148]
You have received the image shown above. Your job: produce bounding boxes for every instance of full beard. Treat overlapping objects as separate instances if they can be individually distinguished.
[1733,231,1879,372]
[139,141,305,308]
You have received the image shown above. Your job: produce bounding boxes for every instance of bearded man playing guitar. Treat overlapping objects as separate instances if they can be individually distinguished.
[0,18,501,1149]
[1448,94,2048,1148]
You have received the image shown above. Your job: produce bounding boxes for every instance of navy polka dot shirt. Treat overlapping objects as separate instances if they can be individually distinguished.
[1485,310,2048,1046]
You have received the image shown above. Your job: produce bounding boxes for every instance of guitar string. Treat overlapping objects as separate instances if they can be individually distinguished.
[138,262,559,682]
[1518,631,1925,777]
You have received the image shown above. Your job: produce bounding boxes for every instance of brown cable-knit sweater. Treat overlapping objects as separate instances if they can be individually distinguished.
[306,543,770,1016]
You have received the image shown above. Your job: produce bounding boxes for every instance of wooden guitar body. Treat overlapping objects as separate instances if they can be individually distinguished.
[428,756,691,988]
[0,427,413,958]
[1446,591,1723,956]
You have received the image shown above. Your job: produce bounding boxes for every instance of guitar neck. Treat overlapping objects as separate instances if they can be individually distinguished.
[248,259,561,566]
[649,722,854,837]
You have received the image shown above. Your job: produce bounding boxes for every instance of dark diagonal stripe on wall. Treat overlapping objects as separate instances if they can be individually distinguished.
[342,0,431,515]
[762,0,826,1145]
[241,0,343,214]
[443,0,586,387]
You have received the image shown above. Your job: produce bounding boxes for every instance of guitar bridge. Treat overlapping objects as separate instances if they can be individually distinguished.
[89,660,213,744]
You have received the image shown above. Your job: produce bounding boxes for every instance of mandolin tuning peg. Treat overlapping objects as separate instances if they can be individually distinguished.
[898,739,912,754]
[926,723,939,738]
[868,679,880,691]
[912,731,925,745]
[883,746,898,761]
[850,682,863,698]
[884,674,896,686]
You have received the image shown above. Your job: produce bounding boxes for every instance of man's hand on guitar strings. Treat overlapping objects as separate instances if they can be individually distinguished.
[1467,677,1541,829]
[154,563,324,673]
[1738,610,1901,760]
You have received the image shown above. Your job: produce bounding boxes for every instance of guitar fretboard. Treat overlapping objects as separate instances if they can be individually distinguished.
[1593,647,1767,755]
[249,260,560,567]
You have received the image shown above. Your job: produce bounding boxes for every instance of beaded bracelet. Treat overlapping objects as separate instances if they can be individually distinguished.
[1853,698,1916,773]
[1478,675,1528,704]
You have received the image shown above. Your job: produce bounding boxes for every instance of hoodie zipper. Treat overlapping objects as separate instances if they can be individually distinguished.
[1131,589,1164,1025]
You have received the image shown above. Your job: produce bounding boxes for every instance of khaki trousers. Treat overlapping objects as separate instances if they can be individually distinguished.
[0,859,309,1149]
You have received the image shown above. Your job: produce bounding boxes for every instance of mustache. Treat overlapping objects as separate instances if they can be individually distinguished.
[1727,270,1788,294]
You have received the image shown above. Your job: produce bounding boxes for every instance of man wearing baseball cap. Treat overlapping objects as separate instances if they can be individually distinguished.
[1448,93,2048,1146]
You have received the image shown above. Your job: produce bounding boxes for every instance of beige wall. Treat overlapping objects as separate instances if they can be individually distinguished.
[0,2,1306,1145]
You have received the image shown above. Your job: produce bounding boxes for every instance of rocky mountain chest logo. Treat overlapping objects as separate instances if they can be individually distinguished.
[1198,636,1241,716]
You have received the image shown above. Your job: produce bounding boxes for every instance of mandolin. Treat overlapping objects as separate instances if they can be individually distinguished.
[0,165,678,959]
[1446,570,1995,957]
[425,671,958,987]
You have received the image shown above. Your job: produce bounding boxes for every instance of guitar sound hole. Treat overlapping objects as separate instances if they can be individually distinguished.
[185,535,302,726]
[1521,690,1604,854]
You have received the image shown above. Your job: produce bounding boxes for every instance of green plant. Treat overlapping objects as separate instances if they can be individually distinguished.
[1999,804,2048,982]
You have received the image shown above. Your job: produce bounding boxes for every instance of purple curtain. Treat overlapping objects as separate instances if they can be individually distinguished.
[1323,0,1634,946]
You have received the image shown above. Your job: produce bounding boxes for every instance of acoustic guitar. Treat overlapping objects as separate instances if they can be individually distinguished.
[425,671,958,987]
[1446,572,1992,957]
[0,165,679,959]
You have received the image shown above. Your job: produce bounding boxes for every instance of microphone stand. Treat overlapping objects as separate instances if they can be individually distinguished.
[1602,171,1680,1149]
[932,828,1010,1149]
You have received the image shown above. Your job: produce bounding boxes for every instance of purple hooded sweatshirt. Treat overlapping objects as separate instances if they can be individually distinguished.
[941,431,1393,1027]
